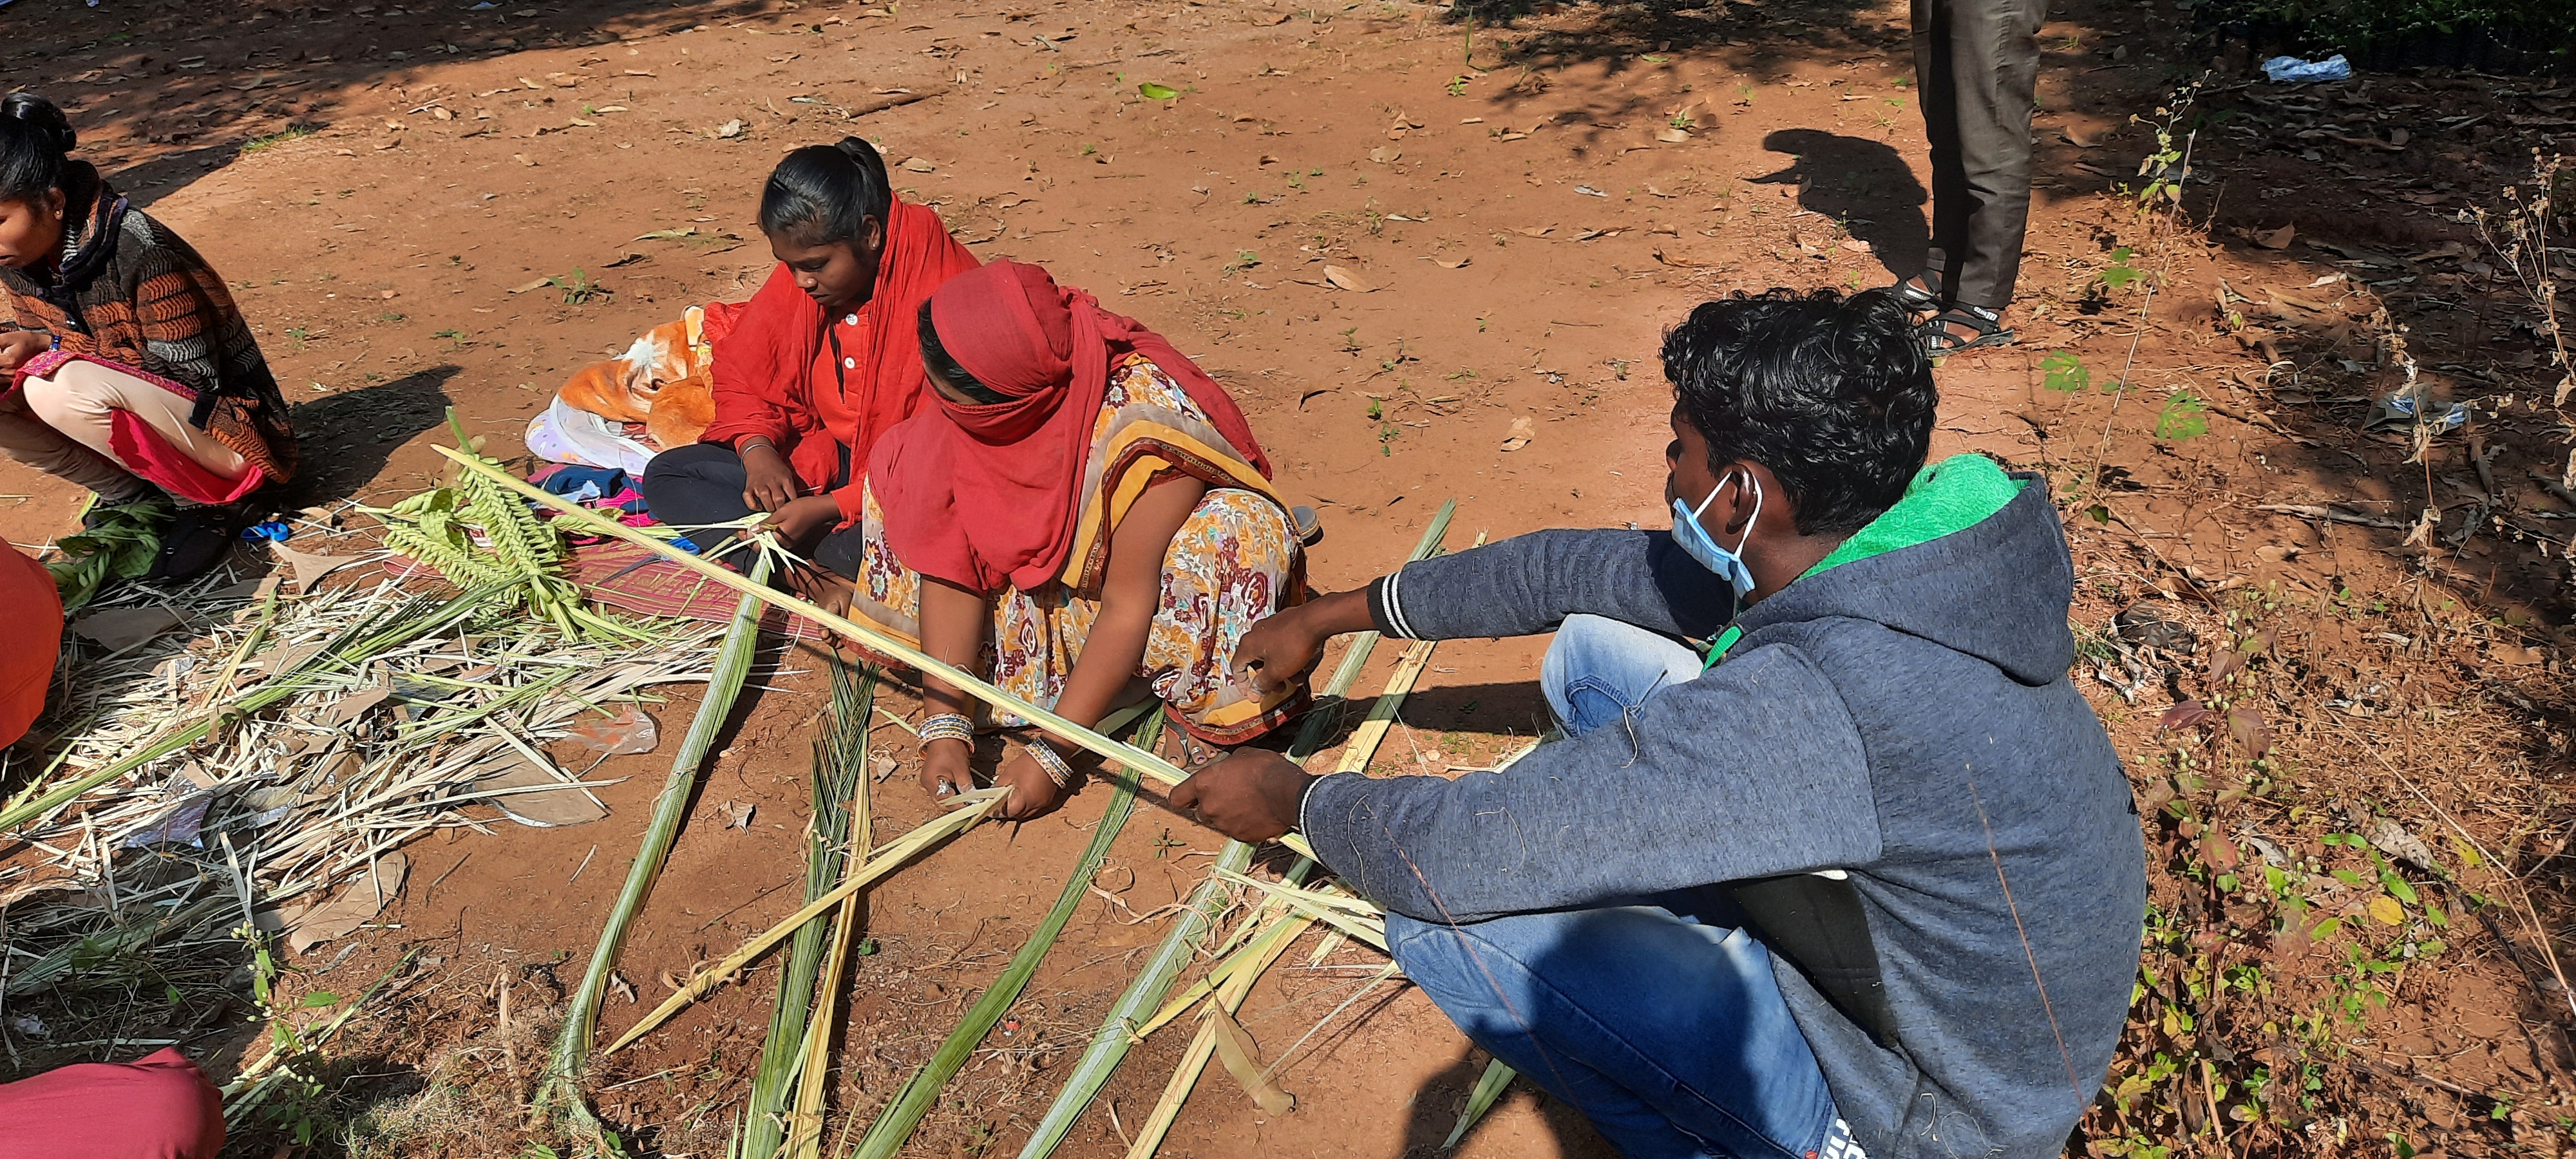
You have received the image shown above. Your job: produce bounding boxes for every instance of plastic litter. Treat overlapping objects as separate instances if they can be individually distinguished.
[240,519,292,543]
[567,704,659,756]
[2261,54,2352,83]
[2366,392,2468,434]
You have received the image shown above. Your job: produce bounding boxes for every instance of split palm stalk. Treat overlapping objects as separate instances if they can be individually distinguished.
[848,718,1153,1159]
[781,668,880,1159]
[1014,509,1459,1159]
[539,556,775,1131]
[605,787,1010,1053]
[743,662,873,1158]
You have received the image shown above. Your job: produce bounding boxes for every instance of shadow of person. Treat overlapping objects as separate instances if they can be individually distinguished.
[1748,129,1930,279]
[281,365,460,506]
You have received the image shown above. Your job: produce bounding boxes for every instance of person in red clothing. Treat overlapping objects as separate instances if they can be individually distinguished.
[0,1047,223,1158]
[1,543,58,747]
[1,554,223,1159]
[638,137,976,599]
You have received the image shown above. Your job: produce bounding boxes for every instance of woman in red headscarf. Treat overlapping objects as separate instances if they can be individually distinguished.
[846,260,1306,818]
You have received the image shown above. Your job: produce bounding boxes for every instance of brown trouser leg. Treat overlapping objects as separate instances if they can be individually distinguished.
[1913,0,2048,312]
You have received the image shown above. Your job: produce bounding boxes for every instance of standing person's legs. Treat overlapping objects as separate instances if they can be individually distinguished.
[1387,901,1844,1159]
[1914,0,2048,313]
[1540,614,1707,737]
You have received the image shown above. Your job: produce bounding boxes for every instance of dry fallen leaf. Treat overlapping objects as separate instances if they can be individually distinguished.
[2251,224,2297,250]
[272,542,356,594]
[71,607,187,651]
[1368,147,1400,164]
[2366,894,2405,927]
[2061,124,2106,147]
[901,156,938,173]
[476,755,609,827]
[2494,644,2544,666]
[1656,127,1691,143]
[1433,256,1471,269]
[284,853,408,955]
[2253,543,2302,563]
[1499,416,1535,452]
[1515,225,1554,238]
[720,799,757,829]
[509,277,553,294]
[609,972,638,1004]
[714,118,745,138]
[1321,265,1376,292]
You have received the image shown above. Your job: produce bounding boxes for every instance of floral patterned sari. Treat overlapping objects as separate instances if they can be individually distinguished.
[843,352,1304,745]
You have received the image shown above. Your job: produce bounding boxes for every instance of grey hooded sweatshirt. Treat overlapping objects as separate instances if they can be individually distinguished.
[1298,460,2148,1158]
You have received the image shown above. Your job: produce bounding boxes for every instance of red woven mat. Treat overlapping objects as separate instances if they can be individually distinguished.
[566,541,827,641]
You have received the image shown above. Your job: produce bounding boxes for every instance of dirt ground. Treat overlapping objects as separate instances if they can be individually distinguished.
[3,0,2573,1156]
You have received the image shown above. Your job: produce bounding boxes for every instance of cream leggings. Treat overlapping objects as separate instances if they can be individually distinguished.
[0,360,249,504]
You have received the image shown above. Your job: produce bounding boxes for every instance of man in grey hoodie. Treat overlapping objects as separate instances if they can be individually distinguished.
[1170,288,2147,1159]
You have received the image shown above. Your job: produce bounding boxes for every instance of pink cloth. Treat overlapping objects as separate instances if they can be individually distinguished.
[0,1048,225,1159]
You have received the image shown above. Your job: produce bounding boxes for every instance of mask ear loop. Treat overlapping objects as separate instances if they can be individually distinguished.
[1731,473,1763,556]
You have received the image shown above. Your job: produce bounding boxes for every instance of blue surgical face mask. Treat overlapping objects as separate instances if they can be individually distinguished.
[1671,471,1760,603]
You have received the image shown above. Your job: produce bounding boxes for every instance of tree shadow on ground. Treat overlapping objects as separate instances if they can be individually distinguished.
[1396,1041,1619,1158]
[281,364,460,507]
[0,0,768,212]
[1748,128,1930,278]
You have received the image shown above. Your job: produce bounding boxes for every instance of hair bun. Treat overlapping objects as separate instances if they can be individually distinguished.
[1,94,76,156]
[833,135,881,166]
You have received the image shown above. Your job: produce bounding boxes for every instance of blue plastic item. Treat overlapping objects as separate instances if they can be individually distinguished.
[2261,54,2353,83]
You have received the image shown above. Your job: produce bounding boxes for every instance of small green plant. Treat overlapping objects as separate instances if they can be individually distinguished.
[2099,246,2143,292]
[240,125,316,155]
[550,269,602,305]
[1339,325,1361,352]
[1669,108,1696,131]
[1080,142,1097,156]
[1365,399,1383,420]
[374,311,406,323]
[283,326,310,352]
[2154,390,2208,440]
[1137,82,1179,100]
[2041,350,2091,393]
[1447,75,1470,97]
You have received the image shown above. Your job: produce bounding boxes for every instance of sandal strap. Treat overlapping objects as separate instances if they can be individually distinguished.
[1889,270,1945,308]
[1920,306,2015,355]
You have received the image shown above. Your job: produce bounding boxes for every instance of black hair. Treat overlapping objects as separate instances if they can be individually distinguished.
[916,300,1009,406]
[758,136,892,246]
[0,94,76,205]
[1661,287,1937,536]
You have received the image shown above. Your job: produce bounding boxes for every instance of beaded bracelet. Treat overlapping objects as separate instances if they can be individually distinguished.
[1025,741,1075,789]
[918,713,974,748]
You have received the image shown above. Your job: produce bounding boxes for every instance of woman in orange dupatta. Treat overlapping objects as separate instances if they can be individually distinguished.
[847,261,1307,818]
[637,137,976,586]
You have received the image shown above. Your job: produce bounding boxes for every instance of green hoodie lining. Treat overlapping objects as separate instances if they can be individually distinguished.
[1702,453,2025,669]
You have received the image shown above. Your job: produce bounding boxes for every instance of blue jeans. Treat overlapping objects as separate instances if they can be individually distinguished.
[1387,615,1846,1158]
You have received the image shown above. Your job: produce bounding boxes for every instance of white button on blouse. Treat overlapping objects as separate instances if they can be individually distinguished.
[842,357,858,369]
